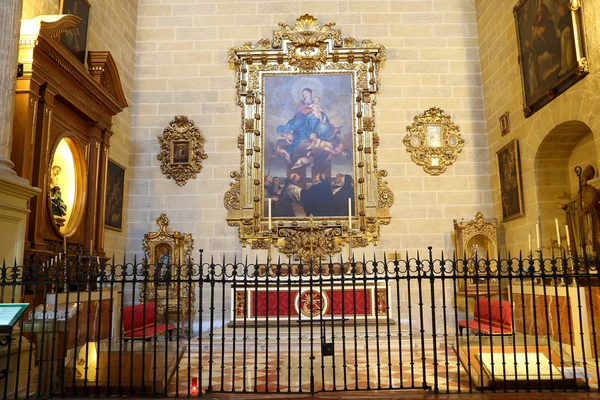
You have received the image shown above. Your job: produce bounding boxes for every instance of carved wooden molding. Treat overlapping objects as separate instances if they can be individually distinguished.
[87,51,128,109]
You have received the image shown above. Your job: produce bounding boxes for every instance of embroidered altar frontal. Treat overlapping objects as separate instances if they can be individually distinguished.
[231,280,389,324]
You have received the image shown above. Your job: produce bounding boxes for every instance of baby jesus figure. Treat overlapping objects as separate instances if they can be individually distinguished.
[310,96,326,123]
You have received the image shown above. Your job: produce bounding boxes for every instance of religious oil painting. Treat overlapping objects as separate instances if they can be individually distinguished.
[514,0,588,117]
[60,0,91,64]
[496,140,523,221]
[425,125,442,148]
[264,74,355,219]
[172,141,190,164]
[104,160,125,231]
[225,14,392,260]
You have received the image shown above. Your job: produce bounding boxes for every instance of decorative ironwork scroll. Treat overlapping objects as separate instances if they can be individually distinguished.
[157,115,208,186]
[225,14,392,261]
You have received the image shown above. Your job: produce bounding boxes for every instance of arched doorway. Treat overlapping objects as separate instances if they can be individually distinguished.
[534,120,597,255]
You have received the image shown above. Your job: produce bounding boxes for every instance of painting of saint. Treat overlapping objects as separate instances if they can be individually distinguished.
[264,74,354,218]
[496,140,523,221]
[104,160,125,230]
[515,0,579,111]
[172,142,190,164]
[60,0,91,64]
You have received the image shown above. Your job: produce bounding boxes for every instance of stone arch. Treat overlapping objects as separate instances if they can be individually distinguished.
[532,118,596,250]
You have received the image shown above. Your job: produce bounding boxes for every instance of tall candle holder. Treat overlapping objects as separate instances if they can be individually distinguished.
[528,248,542,285]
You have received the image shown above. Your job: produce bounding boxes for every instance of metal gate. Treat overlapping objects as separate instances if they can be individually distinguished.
[0,250,599,398]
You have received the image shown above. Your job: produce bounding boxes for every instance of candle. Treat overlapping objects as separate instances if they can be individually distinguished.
[555,218,561,247]
[268,198,272,230]
[90,239,93,257]
[565,225,571,250]
[536,223,541,250]
[63,236,67,253]
[348,198,352,228]
[528,233,532,255]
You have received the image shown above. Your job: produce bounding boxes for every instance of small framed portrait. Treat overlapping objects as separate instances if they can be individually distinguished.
[499,112,510,136]
[104,159,125,231]
[425,125,442,148]
[59,0,91,64]
[157,116,208,186]
[172,141,190,164]
[496,140,523,221]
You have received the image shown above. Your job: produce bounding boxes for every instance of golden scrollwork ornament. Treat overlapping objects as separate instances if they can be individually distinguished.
[403,107,464,176]
[157,115,208,186]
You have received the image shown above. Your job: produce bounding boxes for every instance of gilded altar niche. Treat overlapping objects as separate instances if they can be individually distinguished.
[224,15,393,261]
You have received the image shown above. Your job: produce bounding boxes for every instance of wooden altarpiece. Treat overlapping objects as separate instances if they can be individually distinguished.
[140,214,195,332]
[13,15,128,262]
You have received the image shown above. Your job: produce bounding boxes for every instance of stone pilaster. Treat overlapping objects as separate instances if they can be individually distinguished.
[0,1,40,269]
[0,0,24,175]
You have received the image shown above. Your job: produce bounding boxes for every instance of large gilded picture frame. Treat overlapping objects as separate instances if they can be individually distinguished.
[513,0,588,117]
[225,15,393,261]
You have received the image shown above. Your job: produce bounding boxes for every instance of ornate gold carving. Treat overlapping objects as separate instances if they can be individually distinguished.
[235,291,247,318]
[140,213,196,318]
[403,107,464,176]
[377,170,394,209]
[227,15,390,260]
[157,115,208,186]
[578,58,589,74]
[276,219,344,262]
[224,171,242,211]
[376,288,387,316]
[453,212,499,288]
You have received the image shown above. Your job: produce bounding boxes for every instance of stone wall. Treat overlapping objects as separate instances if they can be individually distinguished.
[21,0,58,20]
[475,0,600,255]
[130,0,492,261]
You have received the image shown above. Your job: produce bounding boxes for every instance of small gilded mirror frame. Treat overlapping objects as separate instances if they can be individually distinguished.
[403,107,464,176]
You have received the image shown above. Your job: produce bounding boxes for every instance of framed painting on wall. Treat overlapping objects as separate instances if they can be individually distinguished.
[265,74,354,218]
[60,0,91,64]
[105,159,125,231]
[224,15,394,261]
[514,0,588,117]
[496,140,523,221]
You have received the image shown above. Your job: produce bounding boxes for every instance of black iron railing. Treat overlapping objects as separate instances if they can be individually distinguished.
[0,249,598,398]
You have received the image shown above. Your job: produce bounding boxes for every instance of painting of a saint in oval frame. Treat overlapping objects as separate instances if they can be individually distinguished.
[225,15,393,261]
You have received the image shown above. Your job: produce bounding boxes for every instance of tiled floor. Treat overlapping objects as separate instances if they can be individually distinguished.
[165,326,600,397]
[168,344,471,396]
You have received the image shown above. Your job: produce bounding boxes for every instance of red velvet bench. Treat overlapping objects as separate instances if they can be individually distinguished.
[458,297,513,336]
[122,302,175,341]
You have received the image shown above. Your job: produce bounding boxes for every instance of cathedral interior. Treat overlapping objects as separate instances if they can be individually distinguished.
[1,0,600,397]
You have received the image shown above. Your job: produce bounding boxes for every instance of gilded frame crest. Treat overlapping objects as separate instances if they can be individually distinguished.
[157,115,208,186]
[225,15,393,261]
